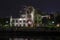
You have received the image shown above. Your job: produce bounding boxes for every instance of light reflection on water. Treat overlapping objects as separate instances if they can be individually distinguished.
[9,36,59,40]
[0,36,60,40]
[9,38,45,40]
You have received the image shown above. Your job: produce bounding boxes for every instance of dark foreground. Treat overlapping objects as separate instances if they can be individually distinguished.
[0,31,60,40]
[0,27,60,40]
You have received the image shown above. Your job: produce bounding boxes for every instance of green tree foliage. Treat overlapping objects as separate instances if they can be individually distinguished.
[34,9,42,25]
[0,18,10,29]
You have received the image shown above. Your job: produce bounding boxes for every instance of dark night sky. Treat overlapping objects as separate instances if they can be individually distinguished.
[0,0,60,17]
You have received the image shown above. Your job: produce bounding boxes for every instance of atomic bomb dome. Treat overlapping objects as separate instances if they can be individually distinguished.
[10,6,35,27]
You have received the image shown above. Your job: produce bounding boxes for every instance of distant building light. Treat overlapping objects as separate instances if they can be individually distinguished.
[56,24,60,27]
[52,21,54,24]
[6,21,8,23]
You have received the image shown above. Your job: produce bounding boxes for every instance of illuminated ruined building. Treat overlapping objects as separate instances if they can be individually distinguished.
[10,6,35,27]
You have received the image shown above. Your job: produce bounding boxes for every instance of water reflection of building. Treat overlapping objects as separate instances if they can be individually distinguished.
[9,36,57,40]
[9,37,48,40]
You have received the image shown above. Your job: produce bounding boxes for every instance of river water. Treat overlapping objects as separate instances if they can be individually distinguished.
[0,31,60,40]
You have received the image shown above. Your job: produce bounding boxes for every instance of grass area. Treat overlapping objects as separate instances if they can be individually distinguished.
[1,24,60,31]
